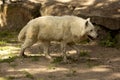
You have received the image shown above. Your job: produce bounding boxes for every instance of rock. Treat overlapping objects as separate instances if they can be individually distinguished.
[40,0,120,30]
[1,0,120,31]
[73,0,120,30]
[0,1,41,31]
[40,1,75,16]
[115,31,120,48]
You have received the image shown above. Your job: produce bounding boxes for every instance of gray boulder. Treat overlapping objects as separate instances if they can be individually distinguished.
[0,1,41,31]
[40,0,120,30]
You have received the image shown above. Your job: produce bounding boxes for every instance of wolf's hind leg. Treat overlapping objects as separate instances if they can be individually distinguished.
[20,38,36,57]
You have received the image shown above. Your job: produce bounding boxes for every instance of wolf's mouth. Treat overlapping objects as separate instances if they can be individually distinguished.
[87,35,95,40]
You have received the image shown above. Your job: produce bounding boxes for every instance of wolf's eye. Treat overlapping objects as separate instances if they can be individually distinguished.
[90,30,93,32]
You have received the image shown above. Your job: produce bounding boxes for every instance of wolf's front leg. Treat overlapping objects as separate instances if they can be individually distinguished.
[61,42,68,62]
[43,41,52,61]
[70,45,80,55]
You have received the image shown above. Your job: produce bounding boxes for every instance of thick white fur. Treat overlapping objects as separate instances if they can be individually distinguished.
[18,15,97,62]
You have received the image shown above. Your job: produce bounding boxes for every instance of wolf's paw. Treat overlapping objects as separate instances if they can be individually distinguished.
[62,57,69,64]
[19,53,27,58]
[45,55,52,59]
[45,55,53,61]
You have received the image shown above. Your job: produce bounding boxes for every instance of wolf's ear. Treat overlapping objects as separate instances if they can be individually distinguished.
[85,18,90,27]
[85,20,89,27]
[86,18,90,21]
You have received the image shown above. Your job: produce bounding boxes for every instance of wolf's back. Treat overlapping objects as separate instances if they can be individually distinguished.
[18,25,28,41]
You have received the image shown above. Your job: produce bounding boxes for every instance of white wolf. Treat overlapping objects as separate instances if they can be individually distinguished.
[18,15,97,62]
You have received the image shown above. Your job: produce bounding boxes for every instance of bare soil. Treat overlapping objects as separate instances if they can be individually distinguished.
[0,42,120,80]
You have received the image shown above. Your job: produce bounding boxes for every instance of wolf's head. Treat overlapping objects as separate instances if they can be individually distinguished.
[84,18,98,40]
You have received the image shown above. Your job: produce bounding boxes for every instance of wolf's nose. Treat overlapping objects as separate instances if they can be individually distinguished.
[96,35,99,38]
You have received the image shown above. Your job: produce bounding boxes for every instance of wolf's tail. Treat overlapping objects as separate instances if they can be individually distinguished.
[18,25,28,41]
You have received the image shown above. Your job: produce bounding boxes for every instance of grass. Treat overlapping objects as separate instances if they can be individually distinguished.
[0,52,18,63]
[0,31,17,38]
[48,75,56,79]
[0,56,17,63]
[0,46,10,51]
[0,76,16,80]
[37,78,44,80]
[86,58,101,68]
[80,39,90,44]
[24,71,34,79]
[66,69,77,77]
[100,40,115,47]
[30,56,40,61]
[0,77,8,80]
[79,51,89,57]
[52,50,89,64]
[99,31,116,47]
[0,31,18,44]
[79,50,89,57]
[0,29,20,63]
[6,76,16,80]
[47,64,56,70]
[0,40,7,46]
[10,63,18,68]
[52,56,63,63]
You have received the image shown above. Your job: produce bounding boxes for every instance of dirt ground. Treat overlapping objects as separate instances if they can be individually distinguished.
[0,41,120,80]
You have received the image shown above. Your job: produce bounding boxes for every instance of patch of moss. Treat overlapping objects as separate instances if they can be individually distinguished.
[47,64,56,70]
[31,56,40,61]
[0,77,8,80]
[79,50,89,57]
[86,58,101,68]
[24,71,34,79]
[0,40,7,46]
[6,76,16,80]
[99,31,116,47]
[0,56,18,63]
[52,56,63,63]
[0,31,18,43]
[66,69,77,77]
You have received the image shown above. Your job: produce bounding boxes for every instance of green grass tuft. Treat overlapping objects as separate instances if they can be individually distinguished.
[0,56,18,63]
[99,31,116,47]
[24,71,34,79]
[100,40,115,47]
[47,64,56,70]
[37,78,44,80]
[86,59,101,68]
[6,76,16,80]
[52,56,63,63]
[66,69,77,77]
[0,40,7,46]
[0,77,8,80]
[0,31,18,43]
[79,50,89,57]
[31,56,40,61]
[10,63,18,68]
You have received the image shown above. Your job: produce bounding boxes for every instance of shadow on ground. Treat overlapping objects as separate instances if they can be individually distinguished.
[0,42,120,80]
